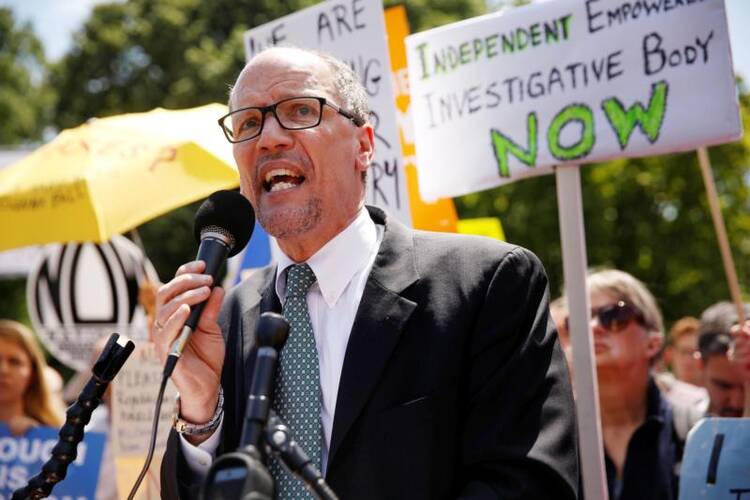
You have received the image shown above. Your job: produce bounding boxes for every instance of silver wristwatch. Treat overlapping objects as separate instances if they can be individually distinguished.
[173,387,224,436]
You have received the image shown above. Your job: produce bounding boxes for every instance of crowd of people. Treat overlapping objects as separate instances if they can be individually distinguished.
[1,46,748,499]
[552,269,750,500]
[2,269,747,499]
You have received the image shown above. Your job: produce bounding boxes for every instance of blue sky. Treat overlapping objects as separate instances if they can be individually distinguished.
[2,0,750,81]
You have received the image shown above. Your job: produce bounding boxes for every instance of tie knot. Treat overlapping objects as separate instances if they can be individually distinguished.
[286,264,317,299]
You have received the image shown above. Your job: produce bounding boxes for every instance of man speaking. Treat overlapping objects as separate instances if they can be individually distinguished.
[156,47,579,499]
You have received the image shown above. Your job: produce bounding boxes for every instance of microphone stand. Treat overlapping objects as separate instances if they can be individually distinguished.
[264,411,338,500]
[200,412,338,500]
[200,312,338,500]
[12,333,135,500]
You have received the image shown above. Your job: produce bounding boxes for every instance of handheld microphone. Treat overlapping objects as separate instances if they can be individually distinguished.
[164,190,254,377]
[240,312,290,449]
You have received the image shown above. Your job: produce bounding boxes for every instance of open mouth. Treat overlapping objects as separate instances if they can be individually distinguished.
[263,168,305,193]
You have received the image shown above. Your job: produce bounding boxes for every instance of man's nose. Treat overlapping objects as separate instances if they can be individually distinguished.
[256,112,293,150]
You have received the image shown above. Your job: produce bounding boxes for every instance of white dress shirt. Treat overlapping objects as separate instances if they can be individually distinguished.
[181,207,383,476]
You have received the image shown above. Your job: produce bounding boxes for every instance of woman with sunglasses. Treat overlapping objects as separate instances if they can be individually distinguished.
[583,269,685,500]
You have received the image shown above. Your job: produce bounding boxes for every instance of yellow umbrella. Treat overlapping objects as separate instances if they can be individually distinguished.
[0,104,239,251]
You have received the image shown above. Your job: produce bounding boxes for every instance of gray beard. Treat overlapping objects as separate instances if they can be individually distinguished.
[259,198,322,239]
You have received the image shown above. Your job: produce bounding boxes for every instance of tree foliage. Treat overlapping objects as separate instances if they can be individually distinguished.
[18,0,749,328]
[456,91,750,326]
[48,0,486,279]
[0,8,50,144]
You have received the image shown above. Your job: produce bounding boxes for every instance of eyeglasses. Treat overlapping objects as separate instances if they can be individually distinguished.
[565,300,646,333]
[218,96,364,143]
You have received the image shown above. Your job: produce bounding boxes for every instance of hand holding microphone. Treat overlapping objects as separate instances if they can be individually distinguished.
[153,190,254,440]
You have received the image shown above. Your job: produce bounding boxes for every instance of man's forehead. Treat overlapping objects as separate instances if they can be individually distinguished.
[232,49,334,100]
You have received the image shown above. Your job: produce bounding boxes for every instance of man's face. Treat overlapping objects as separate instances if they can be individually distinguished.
[590,290,661,374]
[702,353,744,417]
[230,49,374,257]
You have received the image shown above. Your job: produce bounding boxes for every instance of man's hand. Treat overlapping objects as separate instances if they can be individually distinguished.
[153,260,225,444]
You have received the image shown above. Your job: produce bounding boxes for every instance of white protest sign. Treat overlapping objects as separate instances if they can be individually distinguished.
[406,0,742,200]
[111,343,177,498]
[243,0,411,225]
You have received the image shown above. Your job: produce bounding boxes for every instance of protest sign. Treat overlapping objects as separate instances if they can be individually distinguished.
[405,0,742,200]
[242,0,411,225]
[679,418,750,499]
[111,343,177,498]
[384,5,458,232]
[26,235,158,371]
[0,424,105,499]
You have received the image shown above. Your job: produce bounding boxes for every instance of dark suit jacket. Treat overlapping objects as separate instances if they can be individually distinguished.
[161,206,579,499]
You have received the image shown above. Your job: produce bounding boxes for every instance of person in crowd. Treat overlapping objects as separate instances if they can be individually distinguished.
[654,317,708,417]
[697,301,749,418]
[663,317,703,387]
[156,46,579,499]
[587,269,691,500]
[0,320,64,435]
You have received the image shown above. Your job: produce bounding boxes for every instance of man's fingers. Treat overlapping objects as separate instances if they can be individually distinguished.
[198,287,225,331]
[175,260,206,277]
[155,273,213,308]
[154,303,191,360]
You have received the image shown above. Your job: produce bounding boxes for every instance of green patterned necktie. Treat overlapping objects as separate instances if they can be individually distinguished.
[270,263,322,499]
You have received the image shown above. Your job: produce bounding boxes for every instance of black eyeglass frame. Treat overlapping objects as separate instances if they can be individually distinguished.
[217,96,365,144]
[565,300,648,333]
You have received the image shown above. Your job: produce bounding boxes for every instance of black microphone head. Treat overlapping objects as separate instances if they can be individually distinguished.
[256,312,289,350]
[194,190,255,257]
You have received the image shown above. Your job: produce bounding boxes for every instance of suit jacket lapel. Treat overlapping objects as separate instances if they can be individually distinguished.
[328,207,419,464]
[237,267,280,401]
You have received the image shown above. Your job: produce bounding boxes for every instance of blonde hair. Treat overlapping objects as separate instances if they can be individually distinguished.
[0,320,64,427]
[587,269,664,339]
[668,316,700,344]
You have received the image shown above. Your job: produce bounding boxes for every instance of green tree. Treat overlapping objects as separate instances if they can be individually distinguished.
[0,8,50,144]
[456,91,750,327]
[50,0,486,279]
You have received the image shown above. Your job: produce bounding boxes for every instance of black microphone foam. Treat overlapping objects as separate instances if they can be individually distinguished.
[194,190,255,257]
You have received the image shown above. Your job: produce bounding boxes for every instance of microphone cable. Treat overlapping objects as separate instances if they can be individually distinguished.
[126,371,169,500]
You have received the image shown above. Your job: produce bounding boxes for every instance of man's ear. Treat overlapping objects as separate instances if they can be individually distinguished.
[646,334,663,362]
[355,123,375,172]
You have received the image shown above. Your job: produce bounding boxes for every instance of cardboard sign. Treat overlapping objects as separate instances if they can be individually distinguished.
[111,343,178,498]
[0,424,105,499]
[242,0,411,225]
[679,418,750,499]
[405,0,742,200]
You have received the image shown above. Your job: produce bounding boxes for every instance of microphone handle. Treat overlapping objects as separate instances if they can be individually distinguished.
[240,346,278,448]
[185,234,231,331]
[165,234,231,377]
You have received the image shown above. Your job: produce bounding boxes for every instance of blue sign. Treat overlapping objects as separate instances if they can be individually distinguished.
[679,418,750,499]
[0,424,105,499]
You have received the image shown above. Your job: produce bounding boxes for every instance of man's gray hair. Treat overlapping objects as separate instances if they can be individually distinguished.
[587,269,664,339]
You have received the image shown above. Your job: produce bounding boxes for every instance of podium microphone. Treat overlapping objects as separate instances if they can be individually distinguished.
[200,312,289,500]
[240,312,289,448]
[164,190,254,378]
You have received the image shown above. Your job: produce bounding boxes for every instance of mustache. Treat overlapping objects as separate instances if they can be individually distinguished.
[257,150,308,168]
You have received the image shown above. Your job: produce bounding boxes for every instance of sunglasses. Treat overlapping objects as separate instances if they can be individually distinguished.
[565,300,645,333]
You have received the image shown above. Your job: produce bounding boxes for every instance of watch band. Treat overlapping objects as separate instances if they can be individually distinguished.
[173,387,224,436]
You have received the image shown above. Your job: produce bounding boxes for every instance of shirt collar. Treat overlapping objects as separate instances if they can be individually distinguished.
[275,207,378,307]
